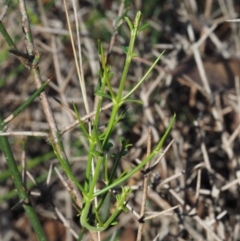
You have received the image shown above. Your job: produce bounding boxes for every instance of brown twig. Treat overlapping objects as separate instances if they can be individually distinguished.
[18,0,69,167]
[136,128,152,241]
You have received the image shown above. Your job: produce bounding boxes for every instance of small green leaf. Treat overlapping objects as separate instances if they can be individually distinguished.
[111,221,118,226]
[138,23,150,33]
[130,52,138,58]
[123,186,131,195]
[116,194,121,202]
[122,46,129,55]
[125,143,132,149]
[120,137,127,144]
[105,142,113,151]
[122,98,143,105]
[107,72,114,79]
[73,104,90,139]
[98,69,103,78]
[134,11,142,29]
[95,91,112,100]
[124,16,133,30]
[90,150,103,157]
[122,206,128,212]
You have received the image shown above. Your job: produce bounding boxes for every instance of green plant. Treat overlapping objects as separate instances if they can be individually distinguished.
[52,11,175,233]
[0,2,175,240]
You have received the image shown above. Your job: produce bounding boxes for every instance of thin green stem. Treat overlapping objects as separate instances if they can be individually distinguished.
[101,12,142,151]
[116,13,140,103]
[83,43,107,193]
[122,51,165,101]
[88,155,104,195]
[0,116,47,241]
[52,144,86,196]
[0,21,17,49]
[80,201,106,231]
[1,80,49,128]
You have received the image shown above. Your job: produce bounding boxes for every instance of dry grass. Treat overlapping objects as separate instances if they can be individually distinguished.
[1,1,240,241]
